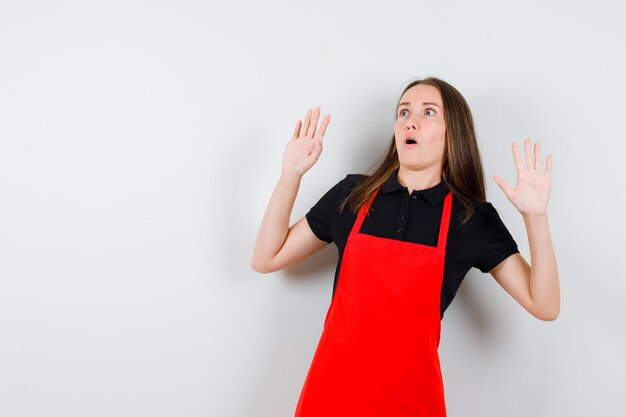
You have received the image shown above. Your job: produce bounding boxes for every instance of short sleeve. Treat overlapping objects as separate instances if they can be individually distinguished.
[305,174,355,244]
[473,202,520,273]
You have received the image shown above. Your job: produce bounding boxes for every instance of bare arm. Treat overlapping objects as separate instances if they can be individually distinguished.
[251,174,328,273]
[251,107,332,273]
[491,138,560,321]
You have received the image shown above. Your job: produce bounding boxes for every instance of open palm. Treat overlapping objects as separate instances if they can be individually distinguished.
[492,137,553,216]
[282,107,331,177]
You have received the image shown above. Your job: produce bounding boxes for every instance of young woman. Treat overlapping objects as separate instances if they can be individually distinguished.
[251,76,560,416]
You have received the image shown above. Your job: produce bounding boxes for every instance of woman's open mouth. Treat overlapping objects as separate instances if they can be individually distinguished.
[404,137,418,148]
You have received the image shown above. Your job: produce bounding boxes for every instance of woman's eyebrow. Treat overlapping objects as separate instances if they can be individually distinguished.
[397,102,442,109]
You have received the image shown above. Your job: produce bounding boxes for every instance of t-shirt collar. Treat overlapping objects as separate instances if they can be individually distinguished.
[381,168,450,205]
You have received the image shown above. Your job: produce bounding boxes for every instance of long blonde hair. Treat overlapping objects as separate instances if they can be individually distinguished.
[338,77,486,225]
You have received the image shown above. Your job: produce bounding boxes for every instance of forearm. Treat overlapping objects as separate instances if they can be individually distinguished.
[251,172,302,269]
[523,213,560,319]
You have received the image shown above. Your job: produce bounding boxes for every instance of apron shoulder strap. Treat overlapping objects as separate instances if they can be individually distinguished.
[436,192,453,249]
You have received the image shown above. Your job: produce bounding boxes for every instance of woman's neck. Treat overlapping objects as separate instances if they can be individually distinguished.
[396,166,442,194]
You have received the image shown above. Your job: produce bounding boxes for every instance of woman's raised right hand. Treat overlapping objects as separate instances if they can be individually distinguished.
[281,106,331,178]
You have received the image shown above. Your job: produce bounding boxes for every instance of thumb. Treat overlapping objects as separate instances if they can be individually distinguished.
[492,175,513,199]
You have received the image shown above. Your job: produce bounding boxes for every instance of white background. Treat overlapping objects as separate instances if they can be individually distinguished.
[1,1,624,416]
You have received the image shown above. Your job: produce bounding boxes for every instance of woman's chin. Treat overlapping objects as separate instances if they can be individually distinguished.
[398,156,421,167]
[398,159,433,172]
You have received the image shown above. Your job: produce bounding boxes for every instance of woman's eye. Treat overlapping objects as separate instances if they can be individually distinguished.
[399,108,436,117]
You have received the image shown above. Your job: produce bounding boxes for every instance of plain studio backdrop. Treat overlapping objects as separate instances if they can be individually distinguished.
[0,0,624,416]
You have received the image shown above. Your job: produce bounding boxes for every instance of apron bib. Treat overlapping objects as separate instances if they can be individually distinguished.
[294,186,453,417]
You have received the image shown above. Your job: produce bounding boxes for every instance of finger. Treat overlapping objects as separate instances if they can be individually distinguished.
[524,137,533,170]
[292,119,302,139]
[512,142,525,173]
[534,142,541,171]
[301,108,312,138]
[315,114,331,144]
[492,175,514,199]
[305,136,323,170]
[545,154,552,178]
[306,106,321,138]
[312,135,323,160]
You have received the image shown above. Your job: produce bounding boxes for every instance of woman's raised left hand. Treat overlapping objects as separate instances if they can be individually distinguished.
[492,137,552,216]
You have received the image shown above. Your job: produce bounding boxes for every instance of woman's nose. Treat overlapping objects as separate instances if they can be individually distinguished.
[405,116,419,130]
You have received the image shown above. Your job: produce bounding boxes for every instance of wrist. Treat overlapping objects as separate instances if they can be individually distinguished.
[522,212,549,226]
[280,171,303,184]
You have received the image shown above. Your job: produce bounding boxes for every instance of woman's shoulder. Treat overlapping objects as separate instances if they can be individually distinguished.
[312,173,368,209]
[335,173,369,195]
[343,172,369,183]
[451,194,502,227]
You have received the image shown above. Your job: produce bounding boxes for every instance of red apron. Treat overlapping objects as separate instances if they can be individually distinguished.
[294,186,452,416]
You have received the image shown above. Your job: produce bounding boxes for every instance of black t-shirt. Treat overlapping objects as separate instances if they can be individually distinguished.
[305,169,520,320]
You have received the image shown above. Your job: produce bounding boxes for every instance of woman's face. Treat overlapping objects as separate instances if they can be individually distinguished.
[393,84,446,173]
